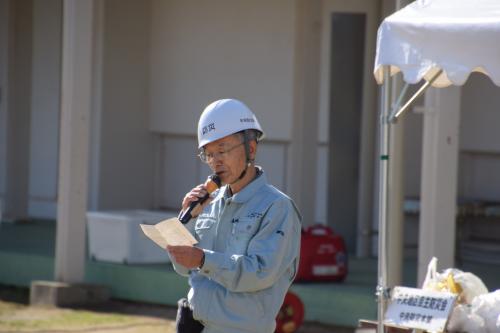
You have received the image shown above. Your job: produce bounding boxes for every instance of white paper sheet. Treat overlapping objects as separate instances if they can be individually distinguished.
[140,217,197,248]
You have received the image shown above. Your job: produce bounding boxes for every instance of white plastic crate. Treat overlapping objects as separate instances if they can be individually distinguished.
[87,210,177,264]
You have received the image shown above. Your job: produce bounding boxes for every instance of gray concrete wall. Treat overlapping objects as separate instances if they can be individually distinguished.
[2,0,498,242]
[149,0,295,141]
[4,0,33,219]
[96,0,155,210]
[0,0,9,212]
[459,73,500,201]
[401,73,500,201]
[28,0,61,219]
[150,0,294,210]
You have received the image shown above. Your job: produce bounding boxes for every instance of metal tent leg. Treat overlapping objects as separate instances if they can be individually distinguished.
[375,68,443,332]
[377,66,391,333]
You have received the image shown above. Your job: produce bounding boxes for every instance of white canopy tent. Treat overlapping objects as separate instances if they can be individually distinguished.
[373,0,500,331]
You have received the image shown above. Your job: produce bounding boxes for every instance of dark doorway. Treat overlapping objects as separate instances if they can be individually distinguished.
[327,12,366,252]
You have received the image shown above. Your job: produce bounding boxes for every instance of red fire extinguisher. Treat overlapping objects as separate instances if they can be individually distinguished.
[275,291,305,333]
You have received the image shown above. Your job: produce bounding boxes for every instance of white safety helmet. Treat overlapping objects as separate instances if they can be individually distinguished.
[197,99,265,149]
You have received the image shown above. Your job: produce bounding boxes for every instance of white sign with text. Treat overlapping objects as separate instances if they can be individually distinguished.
[385,286,457,332]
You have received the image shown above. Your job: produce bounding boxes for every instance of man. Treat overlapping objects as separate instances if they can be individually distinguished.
[167,99,301,333]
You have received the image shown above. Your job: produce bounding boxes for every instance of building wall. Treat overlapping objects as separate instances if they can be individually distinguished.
[2,0,498,234]
[402,73,500,202]
[27,0,61,218]
[15,0,159,218]
[399,74,500,260]
[4,0,33,219]
[96,0,155,210]
[403,111,423,198]
[19,0,157,215]
[149,0,295,140]
[459,73,500,201]
[3,0,157,219]
[0,0,9,213]
[150,0,295,209]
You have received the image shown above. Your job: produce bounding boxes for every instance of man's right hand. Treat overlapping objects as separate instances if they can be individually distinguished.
[181,184,213,218]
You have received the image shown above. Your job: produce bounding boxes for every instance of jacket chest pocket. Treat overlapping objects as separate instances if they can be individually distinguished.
[230,218,260,254]
[194,217,216,247]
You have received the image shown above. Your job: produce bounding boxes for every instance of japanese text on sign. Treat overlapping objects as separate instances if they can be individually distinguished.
[385,286,457,332]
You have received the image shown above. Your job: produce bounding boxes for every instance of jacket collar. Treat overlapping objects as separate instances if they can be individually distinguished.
[222,166,266,204]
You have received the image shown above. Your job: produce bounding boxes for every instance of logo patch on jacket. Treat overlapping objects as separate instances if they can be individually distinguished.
[247,212,263,219]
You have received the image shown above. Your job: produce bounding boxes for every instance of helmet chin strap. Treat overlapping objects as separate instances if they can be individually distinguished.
[230,161,252,185]
[230,130,254,185]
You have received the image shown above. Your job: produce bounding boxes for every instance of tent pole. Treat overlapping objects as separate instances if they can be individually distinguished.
[387,82,410,122]
[377,66,391,333]
[375,69,442,331]
[389,70,443,123]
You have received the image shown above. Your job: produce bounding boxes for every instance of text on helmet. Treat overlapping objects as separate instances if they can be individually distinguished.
[240,118,255,123]
[202,122,216,135]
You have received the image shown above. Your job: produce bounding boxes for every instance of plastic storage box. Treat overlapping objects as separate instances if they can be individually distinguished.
[87,210,177,264]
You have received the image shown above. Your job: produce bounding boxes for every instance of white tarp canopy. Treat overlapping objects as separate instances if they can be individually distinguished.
[374,0,500,88]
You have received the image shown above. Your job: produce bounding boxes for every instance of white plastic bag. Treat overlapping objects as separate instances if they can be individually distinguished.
[447,304,486,333]
[446,269,489,304]
[422,257,438,290]
[447,290,500,332]
[422,257,488,304]
[421,258,497,332]
[472,290,500,333]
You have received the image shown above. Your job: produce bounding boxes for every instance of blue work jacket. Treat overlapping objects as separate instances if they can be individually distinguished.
[172,168,301,333]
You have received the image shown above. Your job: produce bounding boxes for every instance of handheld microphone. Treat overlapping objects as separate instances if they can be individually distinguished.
[178,174,222,224]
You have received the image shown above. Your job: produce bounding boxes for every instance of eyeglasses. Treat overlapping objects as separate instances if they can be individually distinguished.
[198,142,244,163]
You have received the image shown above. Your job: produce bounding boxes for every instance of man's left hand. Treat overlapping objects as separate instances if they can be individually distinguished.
[167,245,204,269]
